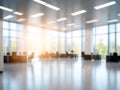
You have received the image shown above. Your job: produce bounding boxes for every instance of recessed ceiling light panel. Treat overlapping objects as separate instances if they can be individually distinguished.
[47,21,56,24]
[94,1,116,10]
[71,10,87,16]
[0,6,13,12]
[14,12,23,15]
[33,0,60,11]
[17,18,25,22]
[45,4,60,11]
[4,15,14,20]
[31,13,44,18]
[56,18,67,22]
[107,19,118,23]
[33,0,47,5]
[86,19,99,23]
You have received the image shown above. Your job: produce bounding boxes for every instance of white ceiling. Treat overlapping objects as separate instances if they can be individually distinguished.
[1,0,120,31]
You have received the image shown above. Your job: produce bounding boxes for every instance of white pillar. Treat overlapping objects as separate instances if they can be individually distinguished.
[41,29,47,53]
[24,24,28,52]
[85,24,93,54]
[0,20,3,72]
[65,32,67,52]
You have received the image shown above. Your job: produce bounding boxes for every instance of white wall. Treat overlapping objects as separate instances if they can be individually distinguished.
[85,24,93,54]
[0,20,3,72]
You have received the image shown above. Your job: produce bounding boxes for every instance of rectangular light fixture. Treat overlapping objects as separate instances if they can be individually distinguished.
[45,4,60,11]
[118,14,120,16]
[4,15,14,20]
[17,18,25,22]
[56,18,67,22]
[14,12,23,15]
[33,0,47,5]
[0,6,13,12]
[31,13,44,18]
[71,10,87,16]
[94,1,116,10]
[47,21,56,24]
[67,23,75,27]
[107,19,118,23]
[33,0,60,11]
[86,19,98,23]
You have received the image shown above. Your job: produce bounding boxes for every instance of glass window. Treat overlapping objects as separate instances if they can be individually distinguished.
[17,24,24,31]
[96,34,108,58]
[11,38,16,51]
[28,26,41,33]
[117,23,120,32]
[17,32,23,38]
[109,24,116,33]
[16,38,24,53]
[73,38,81,56]
[46,30,58,38]
[27,25,44,55]
[59,32,65,38]
[81,37,85,51]
[96,25,108,35]
[3,37,9,54]
[3,30,10,37]
[117,33,120,54]
[108,24,116,53]
[66,32,72,38]
[10,31,17,37]
[66,38,72,52]
[3,21,9,29]
[92,35,96,52]
[10,23,17,30]
[3,21,25,53]
[59,38,65,53]
[52,37,58,52]
[82,29,85,36]
[109,33,115,53]
[73,30,81,37]
[93,27,96,35]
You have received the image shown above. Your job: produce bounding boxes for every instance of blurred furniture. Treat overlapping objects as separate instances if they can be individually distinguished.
[28,52,35,60]
[59,54,78,58]
[4,56,9,63]
[81,52,85,59]
[4,52,27,63]
[106,52,119,62]
[84,54,92,60]
[93,55,101,60]
[83,54,101,60]
[4,52,10,63]
[39,53,78,58]
[23,52,27,56]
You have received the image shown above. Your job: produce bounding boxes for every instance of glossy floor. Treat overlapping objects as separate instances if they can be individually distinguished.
[0,58,120,90]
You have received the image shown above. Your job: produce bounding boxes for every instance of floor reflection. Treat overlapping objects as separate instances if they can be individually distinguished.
[1,58,120,90]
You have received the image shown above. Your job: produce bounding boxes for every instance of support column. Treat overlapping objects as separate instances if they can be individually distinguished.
[85,24,93,54]
[0,20,3,72]
[65,32,67,52]
[24,24,28,52]
[0,0,3,72]
[58,31,60,53]
[41,29,47,53]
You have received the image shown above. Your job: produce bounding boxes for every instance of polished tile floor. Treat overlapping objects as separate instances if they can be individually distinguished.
[0,58,120,90]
